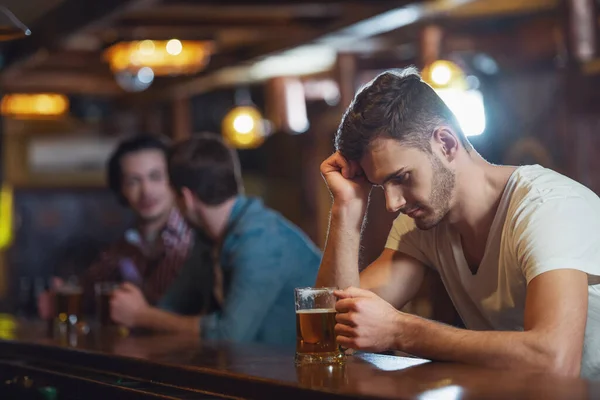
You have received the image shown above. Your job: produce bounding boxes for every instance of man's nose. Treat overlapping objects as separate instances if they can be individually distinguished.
[384,188,406,213]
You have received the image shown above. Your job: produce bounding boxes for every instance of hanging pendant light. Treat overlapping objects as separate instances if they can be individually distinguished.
[222,88,268,150]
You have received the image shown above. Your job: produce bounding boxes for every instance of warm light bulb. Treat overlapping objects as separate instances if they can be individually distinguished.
[222,106,265,149]
[431,64,452,86]
[36,95,54,114]
[233,114,254,134]
[166,39,183,56]
[1,93,69,118]
[138,40,155,55]
[104,40,213,76]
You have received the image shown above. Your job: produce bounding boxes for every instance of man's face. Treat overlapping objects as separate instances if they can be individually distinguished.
[361,137,455,230]
[120,149,174,223]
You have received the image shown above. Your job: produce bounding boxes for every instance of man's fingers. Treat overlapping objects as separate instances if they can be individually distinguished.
[336,298,361,313]
[335,286,374,299]
[334,322,357,338]
[322,152,351,176]
[335,312,357,327]
[336,336,357,349]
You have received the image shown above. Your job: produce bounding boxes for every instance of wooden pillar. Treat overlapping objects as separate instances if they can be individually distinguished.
[559,0,600,185]
[564,0,597,64]
[172,96,191,142]
[420,25,444,67]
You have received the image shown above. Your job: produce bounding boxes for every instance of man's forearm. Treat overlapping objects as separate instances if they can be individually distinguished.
[316,202,366,289]
[396,314,579,376]
[136,307,201,335]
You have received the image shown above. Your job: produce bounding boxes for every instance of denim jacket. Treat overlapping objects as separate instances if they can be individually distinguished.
[159,196,321,347]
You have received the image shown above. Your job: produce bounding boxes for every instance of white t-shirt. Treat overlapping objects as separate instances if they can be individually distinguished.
[385,165,600,378]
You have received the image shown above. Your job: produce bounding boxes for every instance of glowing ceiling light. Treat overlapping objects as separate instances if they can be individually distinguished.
[1,93,69,119]
[431,64,452,86]
[138,40,155,56]
[222,106,265,149]
[233,114,255,134]
[166,39,183,56]
[421,60,467,90]
[104,39,213,76]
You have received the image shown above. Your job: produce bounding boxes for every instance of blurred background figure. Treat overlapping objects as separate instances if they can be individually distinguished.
[37,134,212,323]
[105,133,321,345]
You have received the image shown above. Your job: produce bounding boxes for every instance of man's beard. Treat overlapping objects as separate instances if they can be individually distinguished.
[414,154,455,230]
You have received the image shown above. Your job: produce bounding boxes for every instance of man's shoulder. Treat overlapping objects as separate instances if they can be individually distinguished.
[236,198,288,234]
[511,165,594,200]
[508,165,600,216]
[502,166,600,248]
[229,199,319,257]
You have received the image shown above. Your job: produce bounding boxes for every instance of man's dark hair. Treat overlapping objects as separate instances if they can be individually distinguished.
[107,134,171,205]
[335,66,472,161]
[168,132,243,205]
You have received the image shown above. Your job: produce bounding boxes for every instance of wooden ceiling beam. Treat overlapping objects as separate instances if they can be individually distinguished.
[1,0,161,72]
[120,3,343,19]
[163,0,397,5]
[116,15,337,29]
[1,71,122,95]
[112,24,322,43]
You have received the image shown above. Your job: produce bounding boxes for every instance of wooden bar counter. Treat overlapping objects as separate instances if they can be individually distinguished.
[0,319,596,399]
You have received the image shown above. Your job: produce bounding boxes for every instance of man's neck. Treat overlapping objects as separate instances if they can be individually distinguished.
[137,209,172,243]
[203,197,238,242]
[448,156,516,244]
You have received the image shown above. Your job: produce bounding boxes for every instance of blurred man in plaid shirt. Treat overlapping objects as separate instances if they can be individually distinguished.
[39,134,213,327]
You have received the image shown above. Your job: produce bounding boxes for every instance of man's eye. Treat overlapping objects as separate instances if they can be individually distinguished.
[395,172,410,183]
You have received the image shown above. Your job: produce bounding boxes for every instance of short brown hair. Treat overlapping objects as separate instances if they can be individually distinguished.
[168,133,243,205]
[335,67,471,161]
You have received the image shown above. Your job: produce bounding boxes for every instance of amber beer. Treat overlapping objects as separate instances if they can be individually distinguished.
[55,286,83,326]
[294,287,344,364]
[296,308,338,354]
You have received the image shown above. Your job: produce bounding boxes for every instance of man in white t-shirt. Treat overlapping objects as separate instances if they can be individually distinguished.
[316,67,599,378]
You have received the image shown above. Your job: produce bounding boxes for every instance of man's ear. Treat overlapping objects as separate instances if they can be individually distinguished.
[432,127,459,162]
[180,187,196,212]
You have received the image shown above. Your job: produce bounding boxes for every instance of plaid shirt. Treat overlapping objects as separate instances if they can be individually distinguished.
[84,208,193,305]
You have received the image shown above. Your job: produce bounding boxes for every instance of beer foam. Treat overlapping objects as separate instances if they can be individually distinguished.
[296,287,336,302]
[296,308,336,314]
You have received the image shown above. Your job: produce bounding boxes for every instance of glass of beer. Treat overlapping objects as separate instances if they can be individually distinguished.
[295,287,344,364]
[95,282,119,326]
[54,281,83,327]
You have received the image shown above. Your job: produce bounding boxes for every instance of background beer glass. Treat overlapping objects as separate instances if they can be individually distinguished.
[95,282,119,326]
[54,278,83,328]
[294,287,344,364]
